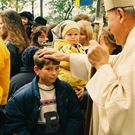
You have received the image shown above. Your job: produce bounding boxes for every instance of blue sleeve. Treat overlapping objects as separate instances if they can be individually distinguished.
[4,96,32,135]
[64,84,84,135]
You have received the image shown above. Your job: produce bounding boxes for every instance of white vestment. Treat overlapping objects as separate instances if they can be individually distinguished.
[70,27,135,135]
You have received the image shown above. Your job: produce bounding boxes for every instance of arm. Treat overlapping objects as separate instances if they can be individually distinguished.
[5,94,32,135]
[38,48,91,81]
[64,84,83,135]
[7,43,21,77]
[86,64,131,133]
[70,53,91,81]
[0,40,10,105]
[38,48,70,62]
[87,40,133,133]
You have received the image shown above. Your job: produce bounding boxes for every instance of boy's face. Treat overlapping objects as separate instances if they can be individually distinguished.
[64,28,80,45]
[34,64,59,86]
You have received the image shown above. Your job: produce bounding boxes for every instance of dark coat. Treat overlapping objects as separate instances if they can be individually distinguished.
[4,77,83,135]
[9,66,35,97]
[7,42,23,77]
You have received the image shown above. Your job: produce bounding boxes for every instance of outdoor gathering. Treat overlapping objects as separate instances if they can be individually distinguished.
[0,0,135,135]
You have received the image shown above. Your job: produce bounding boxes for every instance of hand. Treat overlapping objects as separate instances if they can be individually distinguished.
[87,40,109,70]
[37,48,70,62]
[73,86,85,101]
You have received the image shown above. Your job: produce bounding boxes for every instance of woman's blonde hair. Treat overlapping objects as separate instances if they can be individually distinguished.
[77,20,93,46]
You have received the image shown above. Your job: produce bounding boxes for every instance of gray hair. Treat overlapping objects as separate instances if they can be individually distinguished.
[123,6,135,16]
[110,6,135,17]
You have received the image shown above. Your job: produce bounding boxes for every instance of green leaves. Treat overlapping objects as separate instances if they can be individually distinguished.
[0,0,32,12]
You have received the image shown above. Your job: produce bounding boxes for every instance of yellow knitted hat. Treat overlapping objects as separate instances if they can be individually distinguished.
[62,21,80,38]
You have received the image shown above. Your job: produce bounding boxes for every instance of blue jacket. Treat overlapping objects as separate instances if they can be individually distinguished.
[4,77,83,135]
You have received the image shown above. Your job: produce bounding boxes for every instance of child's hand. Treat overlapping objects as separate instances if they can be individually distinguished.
[73,86,85,101]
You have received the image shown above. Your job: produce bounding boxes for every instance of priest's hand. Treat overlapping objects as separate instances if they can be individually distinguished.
[37,48,70,62]
[87,40,109,70]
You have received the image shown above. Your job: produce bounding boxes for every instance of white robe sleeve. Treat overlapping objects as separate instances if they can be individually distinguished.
[70,53,91,81]
[86,64,131,134]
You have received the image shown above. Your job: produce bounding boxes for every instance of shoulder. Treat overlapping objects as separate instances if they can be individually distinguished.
[55,78,70,85]
[6,42,18,53]
[12,82,33,99]
[13,76,39,99]
[54,78,73,92]
[0,38,9,54]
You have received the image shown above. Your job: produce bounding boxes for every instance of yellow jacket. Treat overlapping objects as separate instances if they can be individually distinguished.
[0,37,10,105]
[70,27,135,135]
[54,39,87,87]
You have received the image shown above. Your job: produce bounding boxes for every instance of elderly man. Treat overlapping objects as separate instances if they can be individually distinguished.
[38,0,135,135]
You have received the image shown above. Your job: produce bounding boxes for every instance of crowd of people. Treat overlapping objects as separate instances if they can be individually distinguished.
[0,0,135,135]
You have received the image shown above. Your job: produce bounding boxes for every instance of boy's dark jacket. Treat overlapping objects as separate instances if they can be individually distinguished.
[4,76,83,135]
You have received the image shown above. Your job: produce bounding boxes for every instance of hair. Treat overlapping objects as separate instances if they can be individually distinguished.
[73,13,90,22]
[77,20,93,46]
[31,26,48,47]
[110,6,135,17]
[47,23,57,42]
[100,29,117,46]
[0,10,29,51]
[34,16,47,26]
[123,6,135,17]
[99,29,122,54]
[33,49,60,69]
[19,11,34,24]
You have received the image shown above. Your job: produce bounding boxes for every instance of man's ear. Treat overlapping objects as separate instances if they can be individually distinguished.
[116,8,126,23]
[34,65,40,75]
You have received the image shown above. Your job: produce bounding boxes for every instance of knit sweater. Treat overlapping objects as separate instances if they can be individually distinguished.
[38,83,57,124]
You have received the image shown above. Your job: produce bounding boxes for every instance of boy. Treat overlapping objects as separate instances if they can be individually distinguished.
[4,49,83,135]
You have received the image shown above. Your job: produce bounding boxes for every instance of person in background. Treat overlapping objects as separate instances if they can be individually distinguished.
[19,11,34,39]
[4,49,83,135]
[77,20,93,52]
[31,16,47,33]
[73,13,91,22]
[99,29,122,54]
[31,26,48,48]
[0,37,10,135]
[0,10,29,77]
[47,23,57,45]
[52,20,87,101]
[9,46,39,98]
[20,11,34,27]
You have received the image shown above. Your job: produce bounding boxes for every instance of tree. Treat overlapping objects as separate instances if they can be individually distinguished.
[0,0,9,10]
[46,0,97,23]
[0,0,33,12]
[47,0,74,23]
